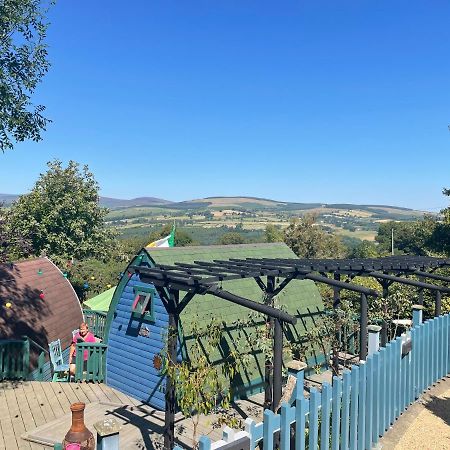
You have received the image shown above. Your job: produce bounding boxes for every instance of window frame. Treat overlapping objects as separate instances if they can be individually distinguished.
[131,285,156,322]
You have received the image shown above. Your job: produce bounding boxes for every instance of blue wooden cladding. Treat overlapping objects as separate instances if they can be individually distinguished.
[183,312,450,450]
[106,275,169,410]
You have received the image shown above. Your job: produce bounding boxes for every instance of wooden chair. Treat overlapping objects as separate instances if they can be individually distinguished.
[48,339,70,382]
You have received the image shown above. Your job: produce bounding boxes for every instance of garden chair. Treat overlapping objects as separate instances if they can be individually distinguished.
[48,339,70,382]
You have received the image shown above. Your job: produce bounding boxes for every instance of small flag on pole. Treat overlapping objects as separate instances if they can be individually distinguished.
[146,223,175,248]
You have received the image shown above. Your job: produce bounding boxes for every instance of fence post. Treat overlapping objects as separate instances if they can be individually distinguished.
[368,325,381,356]
[412,305,423,327]
[94,418,121,450]
[287,360,306,402]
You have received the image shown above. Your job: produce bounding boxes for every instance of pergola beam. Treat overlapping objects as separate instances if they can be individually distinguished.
[364,271,450,293]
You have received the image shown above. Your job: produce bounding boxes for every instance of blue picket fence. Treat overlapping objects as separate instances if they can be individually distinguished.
[185,312,450,450]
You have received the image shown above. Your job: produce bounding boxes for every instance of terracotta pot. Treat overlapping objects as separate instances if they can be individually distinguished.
[62,402,95,450]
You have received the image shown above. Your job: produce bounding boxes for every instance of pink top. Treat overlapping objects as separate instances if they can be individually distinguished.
[72,331,96,361]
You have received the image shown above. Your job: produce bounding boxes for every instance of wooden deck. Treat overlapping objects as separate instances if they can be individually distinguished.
[0,381,266,449]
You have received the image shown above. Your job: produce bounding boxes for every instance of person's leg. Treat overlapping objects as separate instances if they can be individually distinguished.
[69,363,76,376]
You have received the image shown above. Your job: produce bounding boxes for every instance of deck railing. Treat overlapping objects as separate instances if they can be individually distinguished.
[0,338,29,380]
[0,336,47,381]
[186,310,450,450]
[83,309,108,340]
[74,342,107,382]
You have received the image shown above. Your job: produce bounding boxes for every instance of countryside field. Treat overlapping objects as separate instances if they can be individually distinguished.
[106,196,425,246]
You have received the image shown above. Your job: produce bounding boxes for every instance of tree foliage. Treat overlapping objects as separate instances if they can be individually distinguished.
[7,160,115,264]
[0,203,31,262]
[264,224,284,243]
[0,0,53,151]
[147,223,193,247]
[218,231,246,245]
[161,319,240,447]
[284,214,345,258]
[349,240,380,258]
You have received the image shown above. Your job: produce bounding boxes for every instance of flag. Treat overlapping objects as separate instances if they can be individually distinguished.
[146,223,175,248]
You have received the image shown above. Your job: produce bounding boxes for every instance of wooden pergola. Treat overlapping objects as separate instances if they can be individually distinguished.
[131,255,450,449]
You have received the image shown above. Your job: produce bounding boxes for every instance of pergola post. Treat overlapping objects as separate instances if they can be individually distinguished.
[273,318,283,412]
[418,276,424,305]
[380,281,389,347]
[332,273,341,374]
[264,276,275,411]
[360,293,368,361]
[435,290,442,317]
[164,290,179,450]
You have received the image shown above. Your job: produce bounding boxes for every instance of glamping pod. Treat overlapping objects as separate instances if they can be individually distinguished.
[0,257,83,380]
[103,243,325,410]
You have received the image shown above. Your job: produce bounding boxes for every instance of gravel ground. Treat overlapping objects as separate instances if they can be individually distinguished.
[379,376,450,450]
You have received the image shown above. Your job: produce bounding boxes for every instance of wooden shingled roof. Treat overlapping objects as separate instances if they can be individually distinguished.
[0,257,83,357]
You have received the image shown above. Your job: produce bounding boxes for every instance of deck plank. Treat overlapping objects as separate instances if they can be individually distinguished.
[39,382,65,419]
[75,383,101,404]
[46,382,72,414]
[2,383,31,449]
[29,382,55,423]
[2,381,265,450]
[65,383,91,405]
[0,417,19,450]
[97,383,124,404]
[83,382,110,403]
[20,383,46,428]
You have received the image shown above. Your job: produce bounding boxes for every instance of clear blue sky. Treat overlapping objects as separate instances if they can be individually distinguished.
[1,0,449,210]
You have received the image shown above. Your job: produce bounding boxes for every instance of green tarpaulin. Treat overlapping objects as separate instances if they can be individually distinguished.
[83,286,116,312]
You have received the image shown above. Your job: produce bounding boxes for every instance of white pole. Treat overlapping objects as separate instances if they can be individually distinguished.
[391,228,394,255]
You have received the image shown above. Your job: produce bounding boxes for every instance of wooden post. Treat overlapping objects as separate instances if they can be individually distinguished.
[332,273,341,374]
[264,276,275,411]
[273,318,283,412]
[418,276,424,305]
[435,290,442,317]
[368,325,381,356]
[412,304,423,327]
[164,290,179,450]
[360,293,368,361]
[94,418,121,450]
[381,282,389,347]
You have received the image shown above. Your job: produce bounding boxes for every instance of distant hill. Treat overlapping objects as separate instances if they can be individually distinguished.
[99,197,172,208]
[0,193,19,205]
[0,193,426,219]
[0,193,171,208]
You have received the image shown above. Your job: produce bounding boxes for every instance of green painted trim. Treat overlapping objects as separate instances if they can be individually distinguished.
[131,290,155,322]
[103,250,153,345]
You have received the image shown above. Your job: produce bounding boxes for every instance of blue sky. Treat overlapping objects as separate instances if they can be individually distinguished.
[1,0,449,210]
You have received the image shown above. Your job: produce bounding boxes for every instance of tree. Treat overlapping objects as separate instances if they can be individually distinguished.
[284,214,346,258]
[218,232,246,245]
[7,160,115,263]
[349,240,380,258]
[0,203,31,262]
[431,188,450,255]
[1,0,54,151]
[161,319,241,448]
[376,217,438,256]
[264,224,283,243]
[147,223,193,247]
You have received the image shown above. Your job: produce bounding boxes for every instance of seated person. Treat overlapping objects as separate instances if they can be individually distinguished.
[69,322,96,376]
